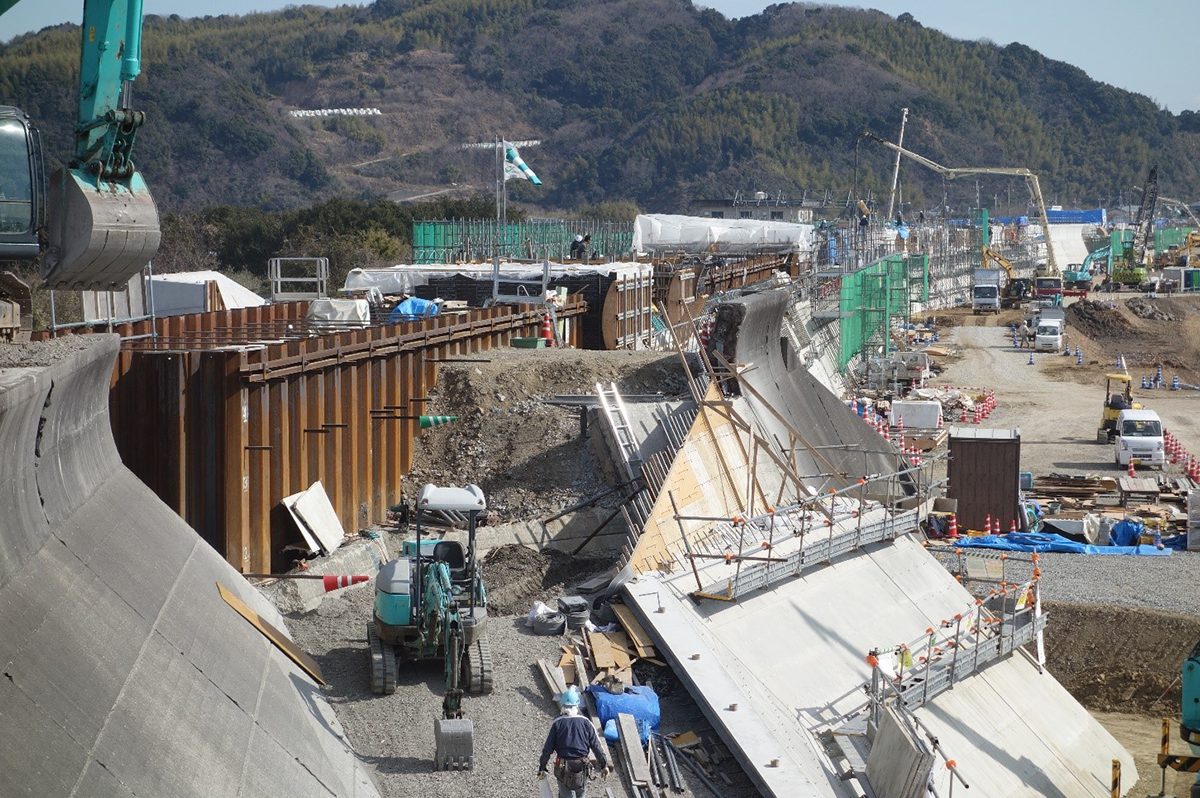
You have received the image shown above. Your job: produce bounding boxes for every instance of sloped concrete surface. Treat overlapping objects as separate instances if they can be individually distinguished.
[629,290,1134,797]
[0,336,378,797]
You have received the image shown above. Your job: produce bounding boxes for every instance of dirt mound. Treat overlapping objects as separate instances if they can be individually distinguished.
[1044,601,1200,714]
[406,348,689,522]
[1066,300,1137,340]
[481,543,609,615]
[1125,296,1176,321]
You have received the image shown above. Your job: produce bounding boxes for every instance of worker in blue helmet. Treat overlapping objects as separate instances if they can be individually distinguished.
[538,686,610,797]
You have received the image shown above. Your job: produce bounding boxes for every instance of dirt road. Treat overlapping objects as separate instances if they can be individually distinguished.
[937,324,1200,475]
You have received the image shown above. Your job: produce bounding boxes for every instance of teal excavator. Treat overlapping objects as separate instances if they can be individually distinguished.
[1,0,160,339]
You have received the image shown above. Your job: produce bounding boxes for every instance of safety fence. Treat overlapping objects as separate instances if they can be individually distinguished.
[836,253,929,371]
[67,299,585,572]
[413,218,633,264]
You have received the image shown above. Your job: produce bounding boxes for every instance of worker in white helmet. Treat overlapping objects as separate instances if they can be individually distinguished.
[537,686,610,797]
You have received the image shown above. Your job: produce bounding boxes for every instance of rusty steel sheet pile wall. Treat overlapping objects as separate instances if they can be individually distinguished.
[101,300,584,572]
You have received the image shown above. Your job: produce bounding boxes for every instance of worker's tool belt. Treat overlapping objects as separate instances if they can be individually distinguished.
[554,757,590,788]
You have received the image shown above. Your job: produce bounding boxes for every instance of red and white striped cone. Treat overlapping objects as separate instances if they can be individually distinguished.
[541,312,555,346]
[1127,458,1136,478]
[883,425,891,443]
[984,514,992,535]
[947,514,959,539]
[322,574,370,592]
[959,407,967,423]
[1009,519,1018,533]
[936,412,944,430]
[993,517,1001,535]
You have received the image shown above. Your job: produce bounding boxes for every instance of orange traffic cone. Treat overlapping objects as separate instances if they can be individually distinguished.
[541,313,555,347]
[947,514,959,539]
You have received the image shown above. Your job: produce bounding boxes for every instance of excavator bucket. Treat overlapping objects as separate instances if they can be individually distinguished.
[433,717,474,770]
[41,166,160,289]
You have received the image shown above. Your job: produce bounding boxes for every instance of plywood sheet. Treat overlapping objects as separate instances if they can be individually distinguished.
[216,582,325,685]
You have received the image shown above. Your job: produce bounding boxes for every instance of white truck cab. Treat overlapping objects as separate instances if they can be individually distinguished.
[1114,409,1165,468]
[1034,318,1064,352]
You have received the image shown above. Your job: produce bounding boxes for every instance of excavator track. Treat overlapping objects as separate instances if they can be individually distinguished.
[367,623,397,695]
[464,636,494,695]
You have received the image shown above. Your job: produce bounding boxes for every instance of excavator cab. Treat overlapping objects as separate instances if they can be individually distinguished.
[0,106,44,261]
[1097,373,1141,442]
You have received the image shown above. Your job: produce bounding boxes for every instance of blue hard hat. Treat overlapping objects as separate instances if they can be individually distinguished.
[560,687,580,707]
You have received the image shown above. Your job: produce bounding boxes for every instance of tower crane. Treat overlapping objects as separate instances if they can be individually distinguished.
[861,132,1058,276]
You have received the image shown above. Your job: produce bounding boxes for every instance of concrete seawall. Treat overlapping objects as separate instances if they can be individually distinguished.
[0,336,379,797]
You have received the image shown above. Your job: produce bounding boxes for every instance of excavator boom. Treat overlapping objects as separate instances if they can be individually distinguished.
[1,0,160,290]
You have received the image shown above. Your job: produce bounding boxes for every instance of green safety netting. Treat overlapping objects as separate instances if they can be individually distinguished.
[838,253,929,371]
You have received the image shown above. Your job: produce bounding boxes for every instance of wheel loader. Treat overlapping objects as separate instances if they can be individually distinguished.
[368,483,493,770]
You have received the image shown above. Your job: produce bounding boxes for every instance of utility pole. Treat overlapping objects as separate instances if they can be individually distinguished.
[886,107,909,222]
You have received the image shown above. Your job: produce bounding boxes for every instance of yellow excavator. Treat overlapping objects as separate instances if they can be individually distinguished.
[1,0,160,340]
[982,245,1033,308]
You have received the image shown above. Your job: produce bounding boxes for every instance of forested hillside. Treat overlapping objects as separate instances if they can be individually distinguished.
[2,0,1198,217]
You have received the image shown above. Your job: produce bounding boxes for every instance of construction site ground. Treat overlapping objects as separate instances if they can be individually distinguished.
[934,306,1200,797]
[285,347,757,798]
[282,315,1199,798]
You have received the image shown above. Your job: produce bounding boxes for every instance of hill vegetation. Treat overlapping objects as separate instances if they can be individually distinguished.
[2,0,1198,269]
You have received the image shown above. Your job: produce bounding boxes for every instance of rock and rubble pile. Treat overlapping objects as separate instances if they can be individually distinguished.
[406,348,690,522]
[1066,300,1137,340]
[1125,296,1176,321]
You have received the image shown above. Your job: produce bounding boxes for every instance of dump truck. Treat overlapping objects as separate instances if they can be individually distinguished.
[972,268,1003,313]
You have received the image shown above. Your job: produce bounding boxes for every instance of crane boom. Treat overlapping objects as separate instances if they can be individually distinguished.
[862,132,1058,274]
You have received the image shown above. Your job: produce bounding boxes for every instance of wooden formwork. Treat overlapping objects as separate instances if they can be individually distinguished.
[97,300,584,572]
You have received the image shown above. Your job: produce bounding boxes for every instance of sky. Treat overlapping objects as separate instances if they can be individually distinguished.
[1,0,1196,112]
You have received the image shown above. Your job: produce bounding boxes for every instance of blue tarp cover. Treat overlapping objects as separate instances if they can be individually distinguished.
[953,532,1171,556]
[387,296,440,322]
[589,685,660,742]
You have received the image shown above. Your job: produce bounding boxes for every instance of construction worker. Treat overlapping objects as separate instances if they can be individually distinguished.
[537,687,610,797]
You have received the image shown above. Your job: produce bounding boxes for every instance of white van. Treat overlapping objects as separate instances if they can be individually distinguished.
[1034,318,1064,352]
[1114,409,1165,468]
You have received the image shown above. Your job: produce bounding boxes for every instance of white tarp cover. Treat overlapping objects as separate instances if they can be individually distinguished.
[1048,224,1091,268]
[889,400,943,429]
[343,261,640,295]
[306,298,370,327]
[632,214,815,254]
[83,271,266,322]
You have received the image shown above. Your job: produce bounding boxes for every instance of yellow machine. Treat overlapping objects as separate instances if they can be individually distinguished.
[1097,373,1142,442]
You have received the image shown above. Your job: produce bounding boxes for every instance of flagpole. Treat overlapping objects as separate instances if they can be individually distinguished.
[495,136,502,259]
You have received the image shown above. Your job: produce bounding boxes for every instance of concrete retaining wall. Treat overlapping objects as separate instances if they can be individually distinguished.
[0,336,379,797]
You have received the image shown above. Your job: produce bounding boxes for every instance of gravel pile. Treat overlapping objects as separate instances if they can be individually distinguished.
[1035,550,1200,615]
[480,544,608,616]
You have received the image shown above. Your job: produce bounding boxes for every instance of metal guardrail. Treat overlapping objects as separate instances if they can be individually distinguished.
[690,508,920,600]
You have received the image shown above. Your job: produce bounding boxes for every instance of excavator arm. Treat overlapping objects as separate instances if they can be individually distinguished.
[862,131,1058,274]
[0,0,159,289]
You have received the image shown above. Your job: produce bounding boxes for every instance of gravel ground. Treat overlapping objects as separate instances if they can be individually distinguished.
[1036,550,1200,615]
[285,583,754,798]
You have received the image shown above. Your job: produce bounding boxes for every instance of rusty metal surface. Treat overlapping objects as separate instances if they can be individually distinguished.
[90,299,585,571]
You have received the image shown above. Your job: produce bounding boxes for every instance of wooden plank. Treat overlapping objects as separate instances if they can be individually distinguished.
[587,629,617,670]
[611,604,656,658]
[617,712,652,786]
[573,653,589,689]
[216,581,325,685]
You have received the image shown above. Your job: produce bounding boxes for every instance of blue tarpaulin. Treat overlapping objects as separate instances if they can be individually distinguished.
[953,532,1171,556]
[387,296,440,323]
[589,685,660,743]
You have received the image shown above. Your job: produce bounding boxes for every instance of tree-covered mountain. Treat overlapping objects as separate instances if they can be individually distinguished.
[2,0,1198,217]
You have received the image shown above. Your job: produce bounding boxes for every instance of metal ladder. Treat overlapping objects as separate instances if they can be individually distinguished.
[596,382,643,482]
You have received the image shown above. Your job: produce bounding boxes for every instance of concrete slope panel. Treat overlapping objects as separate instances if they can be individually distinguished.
[711,289,902,493]
[629,534,1133,797]
[0,337,379,798]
